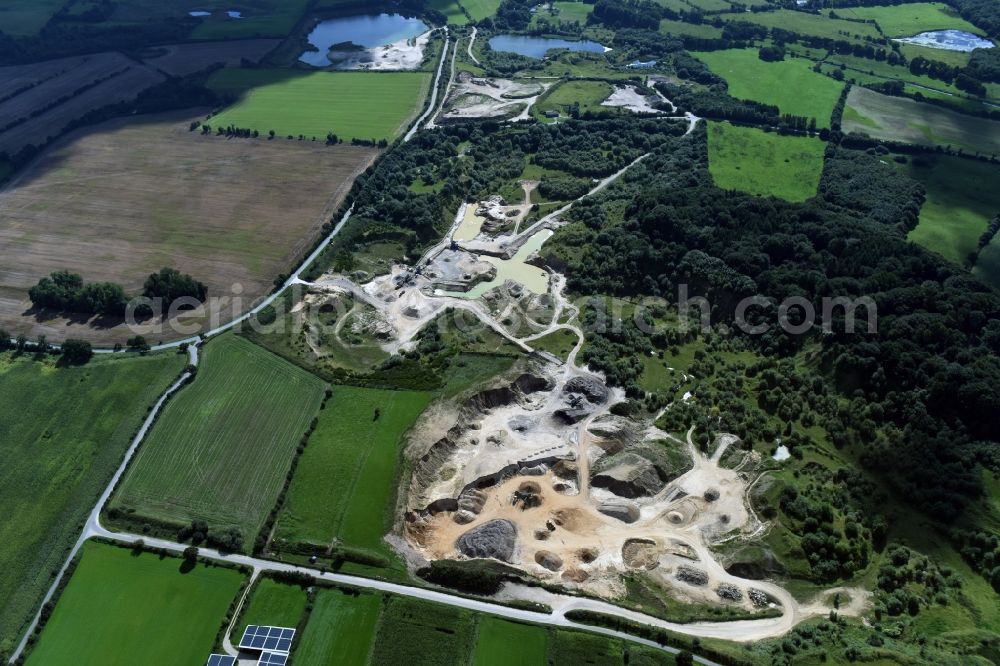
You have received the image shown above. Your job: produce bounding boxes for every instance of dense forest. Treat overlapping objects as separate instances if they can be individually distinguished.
[541,122,1000,521]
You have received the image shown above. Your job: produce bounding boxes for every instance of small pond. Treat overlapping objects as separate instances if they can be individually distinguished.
[189,9,244,18]
[895,29,994,52]
[488,34,607,59]
[300,13,429,67]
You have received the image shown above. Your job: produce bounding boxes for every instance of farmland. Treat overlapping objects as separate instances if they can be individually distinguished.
[0,0,64,36]
[24,542,244,666]
[0,111,376,345]
[902,155,1000,268]
[693,49,845,127]
[275,386,433,553]
[0,52,165,157]
[530,1,595,27]
[842,85,1000,155]
[207,69,432,142]
[429,0,470,25]
[659,19,723,39]
[473,617,548,666]
[832,2,985,37]
[719,9,881,43]
[0,351,185,657]
[369,596,475,666]
[91,0,313,40]
[460,0,503,21]
[111,334,327,544]
[707,122,826,202]
[232,577,308,640]
[141,40,281,77]
[294,588,381,666]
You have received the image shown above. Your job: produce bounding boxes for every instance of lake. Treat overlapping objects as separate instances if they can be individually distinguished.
[300,13,429,67]
[895,29,994,52]
[488,34,607,59]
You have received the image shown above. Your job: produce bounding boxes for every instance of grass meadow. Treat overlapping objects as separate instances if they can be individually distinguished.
[24,542,244,666]
[295,588,381,666]
[232,577,308,642]
[473,617,548,666]
[460,0,502,21]
[902,155,1000,268]
[275,386,433,552]
[0,351,185,657]
[429,0,469,25]
[721,9,881,43]
[707,122,826,202]
[659,19,723,39]
[530,1,594,27]
[833,2,985,37]
[112,334,326,544]
[534,80,615,120]
[207,69,432,142]
[694,49,845,127]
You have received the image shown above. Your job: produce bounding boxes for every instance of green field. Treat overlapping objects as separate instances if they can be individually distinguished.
[295,588,381,666]
[720,9,881,43]
[473,617,548,666]
[833,2,985,37]
[0,0,64,35]
[659,18,723,39]
[0,351,185,656]
[429,0,469,25]
[207,69,432,142]
[460,0,502,21]
[694,49,845,127]
[112,334,326,544]
[903,155,1000,268]
[370,596,475,666]
[232,577,308,641]
[842,86,1000,155]
[535,80,615,120]
[275,386,432,552]
[25,542,244,666]
[548,630,625,665]
[530,1,594,27]
[707,122,826,202]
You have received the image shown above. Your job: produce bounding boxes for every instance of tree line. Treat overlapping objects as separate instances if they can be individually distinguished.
[29,266,206,318]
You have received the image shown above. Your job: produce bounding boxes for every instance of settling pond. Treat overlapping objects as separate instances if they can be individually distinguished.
[300,13,428,67]
[444,230,554,299]
[895,29,994,52]
[488,34,607,59]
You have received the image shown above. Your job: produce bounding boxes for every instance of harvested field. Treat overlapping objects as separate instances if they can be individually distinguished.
[0,52,165,156]
[843,86,1000,155]
[24,542,244,666]
[141,39,281,77]
[111,334,327,544]
[0,110,377,345]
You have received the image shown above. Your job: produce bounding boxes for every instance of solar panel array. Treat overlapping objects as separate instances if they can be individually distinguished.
[206,655,236,666]
[239,625,295,654]
[258,652,288,666]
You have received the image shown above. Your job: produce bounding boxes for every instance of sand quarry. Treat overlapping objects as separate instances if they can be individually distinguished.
[398,362,780,612]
